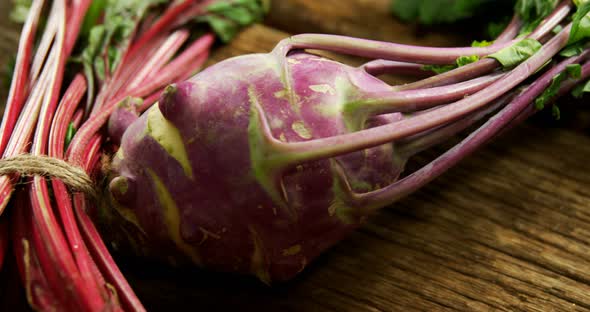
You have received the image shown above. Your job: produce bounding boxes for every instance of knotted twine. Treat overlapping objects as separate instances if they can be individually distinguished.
[0,154,98,199]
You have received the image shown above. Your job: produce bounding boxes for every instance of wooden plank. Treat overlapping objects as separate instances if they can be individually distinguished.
[265,0,472,46]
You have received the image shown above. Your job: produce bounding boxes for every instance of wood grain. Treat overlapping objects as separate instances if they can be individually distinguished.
[1,1,590,312]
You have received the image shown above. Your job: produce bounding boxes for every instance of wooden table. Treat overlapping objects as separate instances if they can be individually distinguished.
[2,1,590,311]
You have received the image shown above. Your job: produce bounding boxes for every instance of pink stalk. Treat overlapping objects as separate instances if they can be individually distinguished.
[12,189,60,310]
[50,180,110,306]
[64,0,92,55]
[46,75,111,309]
[0,36,57,214]
[67,31,209,165]
[93,36,167,114]
[124,30,190,92]
[72,109,85,129]
[0,0,44,159]
[49,74,87,158]
[74,194,146,312]
[138,47,211,112]
[123,0,196,61]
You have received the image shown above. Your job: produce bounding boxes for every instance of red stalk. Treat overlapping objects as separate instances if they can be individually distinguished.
[67,30,201,164]
[0,45,56,214]
[30,177,104,311]
[122,0,196,61]
[49,74,87,159]
[74,194,146,312]
[12,190,61,310]
[0,0,45,156]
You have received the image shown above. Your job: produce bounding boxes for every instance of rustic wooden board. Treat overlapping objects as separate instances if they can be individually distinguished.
[2,1,590,311]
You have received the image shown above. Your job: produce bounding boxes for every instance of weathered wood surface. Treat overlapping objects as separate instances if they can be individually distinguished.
[2,1,590,311]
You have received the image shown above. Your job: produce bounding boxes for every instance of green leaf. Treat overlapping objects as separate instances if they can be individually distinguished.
[552,104,561,120]
[569,0,590,45]
[456,55,480,66]
[422,64,457,74]
[572,79,590,98]
[65,123,76,149]
[471,40,493,47]
[515,0,558,36]
[488,38,542,68]
[566,64,582,79]
[422,54,480,74]
[515,0,558,22]
[559,42,585,57]
[202,0,269,42]
[535,64,581,115]
[535,71,566,110]
[9,0,32,24]
[80,0,107,39]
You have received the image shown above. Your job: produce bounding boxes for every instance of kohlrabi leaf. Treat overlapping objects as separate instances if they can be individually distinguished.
[201,0,269,43]
[9,0,32,24]
[471,40,493,47]
[65,122,76,149]
[515,0,558,22]
[422,54,480,73]
[566,63,582,78]
[515,0,558,36]
[560,42,586,57]
[534,64,581,118]
[488,38,542,68]
[535,72,565,109]
[422,64,457,74]
[569,0,590,45]
[391,0,513,25]
[456,55,480,66]
[572,79,590,98]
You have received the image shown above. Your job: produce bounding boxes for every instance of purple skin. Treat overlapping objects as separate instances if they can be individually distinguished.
[107,98,141,146]
[105,3,577,283]
[108,52,405,282]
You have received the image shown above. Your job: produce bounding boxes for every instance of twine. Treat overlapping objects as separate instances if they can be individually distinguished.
[0,154,97,198]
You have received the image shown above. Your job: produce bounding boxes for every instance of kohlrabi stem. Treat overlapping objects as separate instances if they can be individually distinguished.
[355,50,590,212]
[495,14,523,43]
[361,60,435,77]
[357,72,504,115]
[528,0,573,40]
[395,1,572,91]
[361,14,523,78]
[395,90,519,158]
[395,59,502,91]
[278,34,520,65]
[266,25,572,168]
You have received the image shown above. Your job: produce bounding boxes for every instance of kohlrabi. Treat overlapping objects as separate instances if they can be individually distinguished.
[106,0,590,284]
